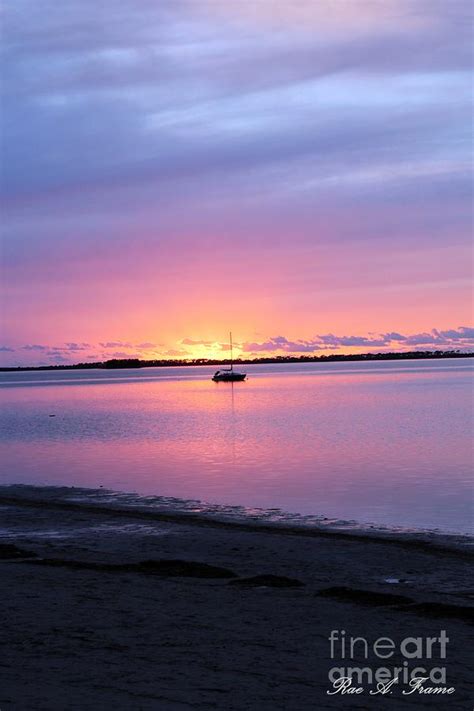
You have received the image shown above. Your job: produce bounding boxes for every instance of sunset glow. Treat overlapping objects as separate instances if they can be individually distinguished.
[1,0,472,366]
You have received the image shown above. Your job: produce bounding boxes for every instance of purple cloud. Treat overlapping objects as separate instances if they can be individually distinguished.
[108,351,141,359]
[242,327,474,354]
[242,337,325,353]
[439,326,474,339]
[317,335,388,347]
[64,342,91,351]
[99,341,133,349]
[45,351,69,362]
[135,342,160,349]
[403,327,474,346]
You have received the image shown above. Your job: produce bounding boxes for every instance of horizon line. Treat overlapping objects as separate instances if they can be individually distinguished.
[1,349,473,372]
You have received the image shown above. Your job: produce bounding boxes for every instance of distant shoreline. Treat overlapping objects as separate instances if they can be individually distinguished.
[0,350,472,372]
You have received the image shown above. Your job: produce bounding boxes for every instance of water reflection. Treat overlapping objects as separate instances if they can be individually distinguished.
[0,360,472,533]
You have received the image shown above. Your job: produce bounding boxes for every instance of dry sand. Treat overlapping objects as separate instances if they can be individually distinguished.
[0,493,472,710]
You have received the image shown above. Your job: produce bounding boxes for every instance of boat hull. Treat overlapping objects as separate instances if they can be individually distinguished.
[212,373,246,382]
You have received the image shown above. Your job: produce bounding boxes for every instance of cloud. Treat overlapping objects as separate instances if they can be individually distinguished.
[2,327,472,367]
[0,1,471,354]
[135,342,160,349]
[403,326,474,346]
[2,0,470,228]
[99,341,133,348]
[382,332,407,341]
[45,351,69,362]
[241,327,474,354]
[64,342,91,350]
[441,326,474,339]
[317,334,388,347]
[242,336,325,353]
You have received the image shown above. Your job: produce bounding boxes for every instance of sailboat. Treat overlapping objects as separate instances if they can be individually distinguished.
[212,333,246,382]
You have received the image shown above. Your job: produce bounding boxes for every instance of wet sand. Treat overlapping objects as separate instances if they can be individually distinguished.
[0,494,472,710]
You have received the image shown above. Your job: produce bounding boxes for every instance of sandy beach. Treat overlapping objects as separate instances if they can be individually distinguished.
[0,489,472,710]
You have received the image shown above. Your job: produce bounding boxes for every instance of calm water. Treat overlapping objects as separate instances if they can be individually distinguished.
[0,359,472,534]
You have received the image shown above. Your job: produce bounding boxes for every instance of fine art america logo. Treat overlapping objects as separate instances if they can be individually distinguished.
[327,630,455,697]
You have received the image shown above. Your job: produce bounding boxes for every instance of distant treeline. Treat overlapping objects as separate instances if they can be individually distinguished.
[1,350,472,372]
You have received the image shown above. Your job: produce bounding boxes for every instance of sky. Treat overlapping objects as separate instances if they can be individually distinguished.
[1,0,473,366]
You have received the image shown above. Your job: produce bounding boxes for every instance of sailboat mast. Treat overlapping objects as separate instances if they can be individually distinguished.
[230,331,233,371]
